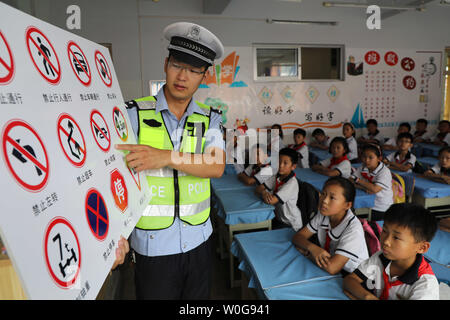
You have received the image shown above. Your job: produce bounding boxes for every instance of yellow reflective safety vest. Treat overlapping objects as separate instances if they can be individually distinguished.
[126,96,212,230]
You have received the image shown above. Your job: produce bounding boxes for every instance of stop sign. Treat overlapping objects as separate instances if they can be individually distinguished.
[110,169,128,212]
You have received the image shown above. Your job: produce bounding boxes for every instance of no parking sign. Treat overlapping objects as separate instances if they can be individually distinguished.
[0,3,150,300]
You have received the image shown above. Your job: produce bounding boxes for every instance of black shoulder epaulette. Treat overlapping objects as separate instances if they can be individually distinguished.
[210,107,222,115]
[125,100,138,109]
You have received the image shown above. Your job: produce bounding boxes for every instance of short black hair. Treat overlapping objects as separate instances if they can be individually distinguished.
[361,143,382,158]
[439,120,450,126]
[399,122,411,132]
[279,147,299,165]
[416,118,428,126]
[293,128,306,138]
[323,176,356,205]
[366,119,378,127]
[396,132,414,143]
[312,128,325,137]
[329,136,350,155]
[438,145,450,156]
[383,203,438,242]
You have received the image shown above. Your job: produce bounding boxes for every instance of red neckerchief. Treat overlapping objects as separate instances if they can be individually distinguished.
[380,256,434,300]
[361,171,374,182]
[289,142,306,151]
[328,155,349,169]
[274,172,296,193]
[324,231,332,253]
[394,152,410,165]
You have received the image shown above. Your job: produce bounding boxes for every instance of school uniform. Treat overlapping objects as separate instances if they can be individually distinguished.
[306,209,369,274]
[319,155,352,178]
[243,162,274,185]
[263,172,302,231]
[346,136,358,161]
[363,131,384,144]
[430,163,450,176]
[288,143,309,168]
[386,151,416,173]
[354,251,440,300]
[413,130,433,142]
[384,137,396,147]
[353,162,393,218]
[432,132,449,145]
[226,141,246,174]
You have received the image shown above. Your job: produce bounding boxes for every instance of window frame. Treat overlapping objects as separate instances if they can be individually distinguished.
[253,44,345,82]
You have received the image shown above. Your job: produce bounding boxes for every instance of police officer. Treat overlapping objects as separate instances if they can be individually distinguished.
[116,22,225,299]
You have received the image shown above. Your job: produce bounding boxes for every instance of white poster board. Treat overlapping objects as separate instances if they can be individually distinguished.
[0,3,150,299]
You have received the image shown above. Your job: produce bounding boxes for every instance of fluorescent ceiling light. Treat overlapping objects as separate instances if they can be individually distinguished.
[266,18,338,25]
[322,1,426,11]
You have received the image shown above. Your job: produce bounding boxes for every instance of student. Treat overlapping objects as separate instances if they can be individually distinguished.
[310,128,331,150]
[342,122,358,162]
[311,137,352,179]
[255,148,302,231]
[287,128,309,168]
[358,119,384,145]
[422,146,450,185]
[431,120,450,146]
[343,203,439,300]
[413,118,433,143]
[238,144,273,186]
[350,144,393,221]
[383,132,416,173]
[292,177,369,275]
[225,129,246,174]
[268,123,285,155]
[383,122,411,151]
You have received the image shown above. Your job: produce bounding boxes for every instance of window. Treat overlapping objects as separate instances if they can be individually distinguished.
[444,48,450,120]
[254,45,344,81]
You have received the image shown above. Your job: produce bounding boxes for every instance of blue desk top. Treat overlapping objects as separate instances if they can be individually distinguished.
[413,175,450,198]
[417,143,441,157]
[214,188,274,225]
[294,168,329,184]
[309,147,331,161]
[211,174,252,192]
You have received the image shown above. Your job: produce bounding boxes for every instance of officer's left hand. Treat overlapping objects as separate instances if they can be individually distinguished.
[111,236,130,271]
[115,144,171,172]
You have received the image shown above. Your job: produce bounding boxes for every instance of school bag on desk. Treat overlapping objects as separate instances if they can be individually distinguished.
[296,178,320,226]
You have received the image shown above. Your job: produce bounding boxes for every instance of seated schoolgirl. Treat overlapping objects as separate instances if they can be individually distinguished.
[311,136,352,179]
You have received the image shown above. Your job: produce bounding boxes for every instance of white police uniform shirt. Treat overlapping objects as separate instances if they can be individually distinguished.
[263,173,302,231]
[126,87,225,257]
[306,209,369,273]
[353,162,393,212]
[354,251,439,300]
[386,152,416,173]
[346,136,358,161]
[319,156,352,178]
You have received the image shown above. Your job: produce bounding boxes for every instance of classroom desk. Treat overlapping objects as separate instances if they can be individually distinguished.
[212,185,275,288]
[231,228,348,300]
[411,175,450,215]
[309,147,330,162]
[416,143,442,157]
[416,157,439,169]
[211,174,253,192]
[294,168,329,184]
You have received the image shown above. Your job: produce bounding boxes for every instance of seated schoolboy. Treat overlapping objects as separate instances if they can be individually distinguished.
[413,118,433,143]
[350,143,393,221]
[292,177,369,275]
[431,120,450,146]
[422,146,450,185]
[255,148,302,231]
[311,137,352,179]
[343,203,439,300]
[287,128,309,168]
[383,132,416,173]
[357,119,384,145]
[309,128,331,150]
[342,122,358,162]
[383,122,411,151]
[238,143,273,186]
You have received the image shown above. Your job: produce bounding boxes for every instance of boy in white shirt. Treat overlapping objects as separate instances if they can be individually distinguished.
[423,146,450,185]
[310,128,331,150]
[256,148,303,231]
[344,203,439,300]
[413,118,433,143]
[238,144,274,186]
[431,120,450,147]
[358,119,384,145]
[287,128,309,168]
[384,132,416,173]
[383,122,411,151]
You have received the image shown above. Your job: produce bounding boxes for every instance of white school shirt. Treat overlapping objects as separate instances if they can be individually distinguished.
[431,132,449,144]
[414,130,433,142]
[319,156,352,178]
[288,143,309,169]
[346,136,358,161]
[386,152,416,173]
[244,163,275,185]
[226,142,246,174]
[354,251,439,300]
[264,173,303,231]
[363,131,385,144]
[354,162,393,212]
[384,137,396,147]
[430,163,450,176]
[306,209,369,273]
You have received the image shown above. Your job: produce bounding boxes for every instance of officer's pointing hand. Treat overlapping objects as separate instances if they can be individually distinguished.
[115,144,171,172]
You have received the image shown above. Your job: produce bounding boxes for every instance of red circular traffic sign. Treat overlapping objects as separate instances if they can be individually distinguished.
[67,41,91,86]
[112,107,128,142]
[1,119,49,192]
[90,109,111,152]
[85,188,109,241]
[0,30,15,85]
[110,169,128,213]
[25,26,61,85]
[57,113,87,167]
[94,50,112,87]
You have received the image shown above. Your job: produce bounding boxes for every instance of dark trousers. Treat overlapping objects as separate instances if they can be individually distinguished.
[134,236,213,300]
[371,209,386,222]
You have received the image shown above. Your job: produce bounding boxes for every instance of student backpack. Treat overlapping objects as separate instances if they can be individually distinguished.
[391,172,406,204]
[358,218,383,256]
[296,178,320,226]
